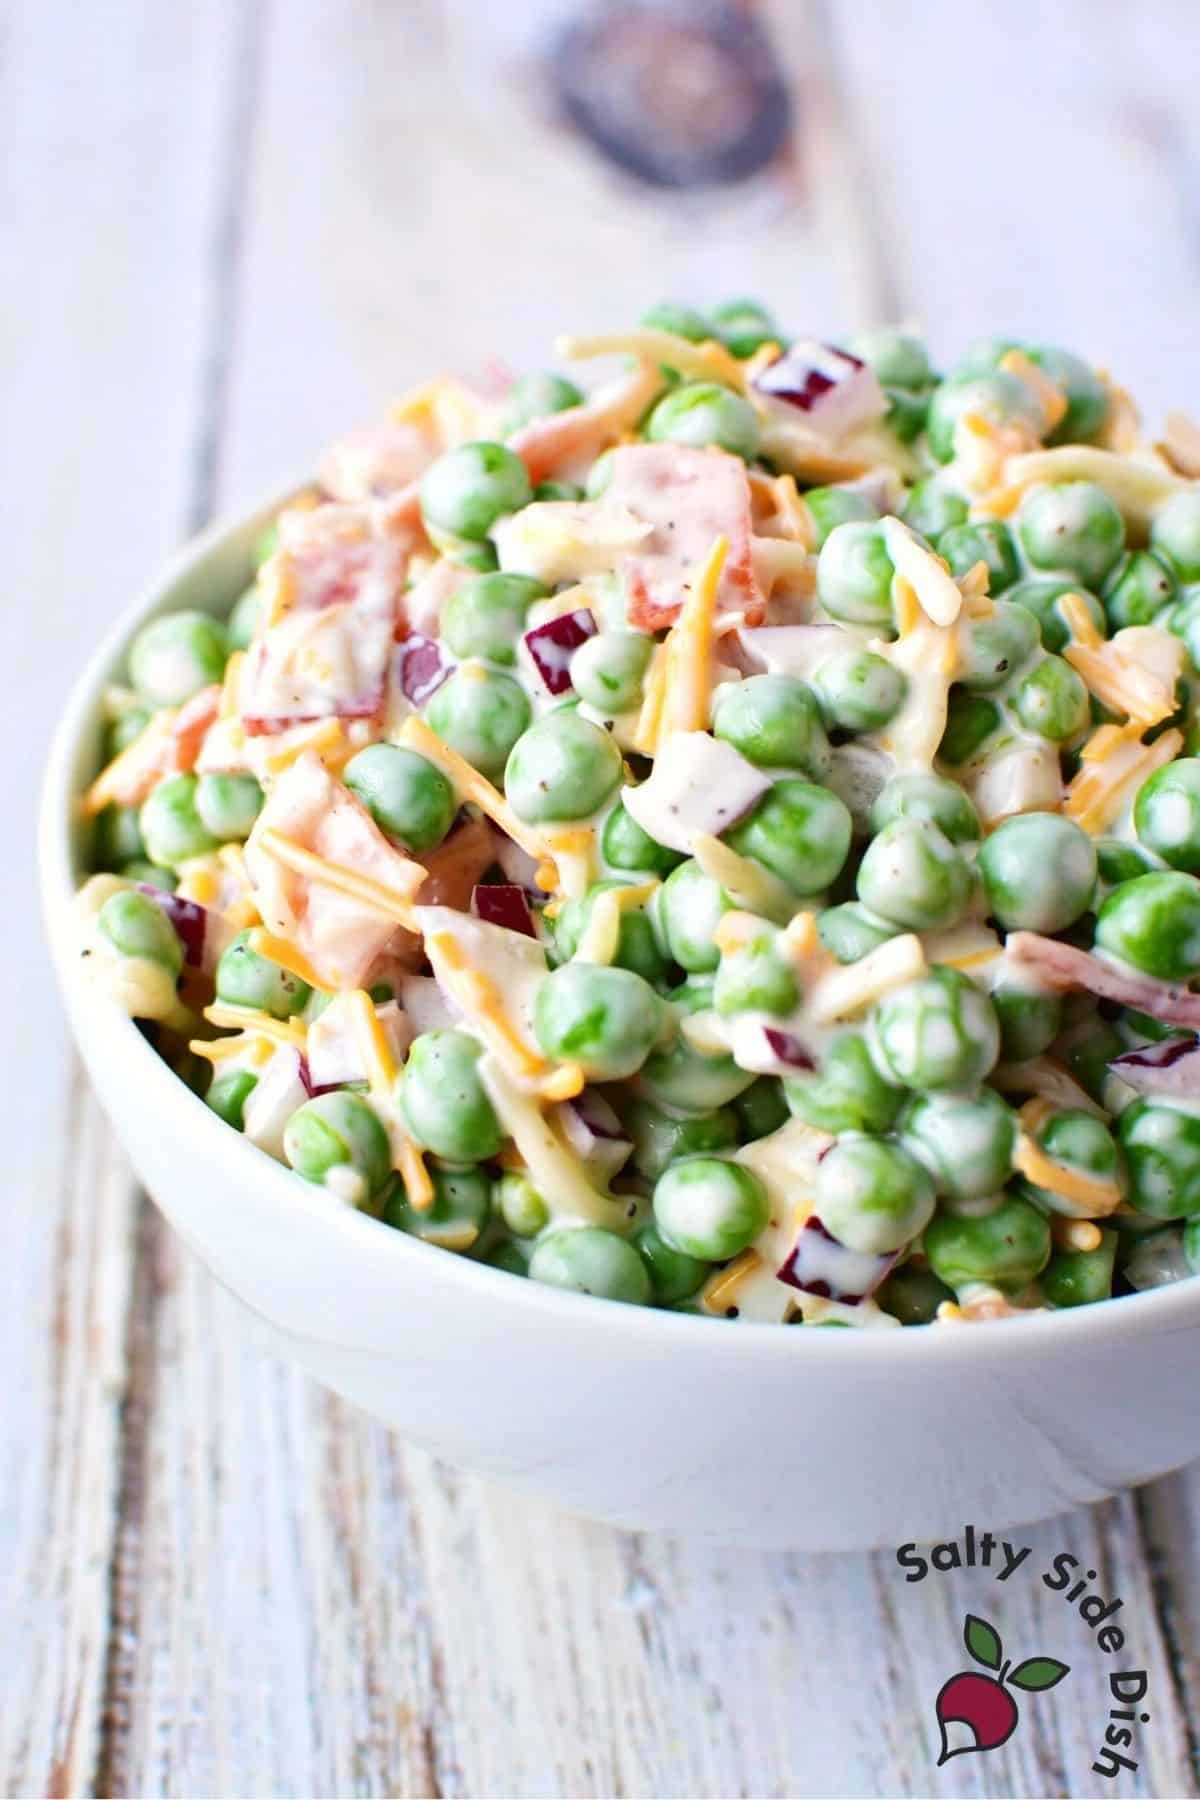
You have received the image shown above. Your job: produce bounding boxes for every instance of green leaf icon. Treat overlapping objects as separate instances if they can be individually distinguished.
[963,1613,1003,1670]
[1009,1656,1070,1692]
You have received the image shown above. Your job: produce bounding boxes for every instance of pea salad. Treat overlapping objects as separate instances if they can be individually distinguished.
[72,306,1200,1326]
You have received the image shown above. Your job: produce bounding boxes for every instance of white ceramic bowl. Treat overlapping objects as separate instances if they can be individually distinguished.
[41,498,1200,1551]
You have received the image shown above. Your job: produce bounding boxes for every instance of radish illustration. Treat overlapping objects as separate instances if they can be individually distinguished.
[935,1615,1069,1766]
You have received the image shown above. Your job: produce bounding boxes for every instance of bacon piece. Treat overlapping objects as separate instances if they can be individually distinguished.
[243,753,426,989]
[170,683,221,772]
[1007,931,1200,1029]
[607,444,763,631]
[401,557,471,638]
[319,419,442,503]
[507,362,663,485]
[414,814,498,911]
[241,504,405,736]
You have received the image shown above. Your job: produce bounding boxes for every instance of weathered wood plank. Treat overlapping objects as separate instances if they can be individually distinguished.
[0,2,250,1794]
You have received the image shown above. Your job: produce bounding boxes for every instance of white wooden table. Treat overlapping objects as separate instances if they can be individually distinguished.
[6,3,1200,1793]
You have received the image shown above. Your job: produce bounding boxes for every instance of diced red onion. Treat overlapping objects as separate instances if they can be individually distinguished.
[753,340,886,438]
[621,731,771,855]
[398,632,453,705]
[776,1215,897,1305]
[491,830,543,897]
[762,1028,816,1071]
[1110,1035,1200,1098]
[523,609,596,696]
[471,883,537,938]
[398,974,461,1033]
[556,1093,632,1182]
[571,1088,626,1141]
[137,885,206,967]
[298,1056,316,1097]
[1008,932,1200,1030]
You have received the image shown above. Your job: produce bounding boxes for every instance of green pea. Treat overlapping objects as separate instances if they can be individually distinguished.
[343,744,456,852]
[195,772,263,842]
[1185,1214,1200,1275]
[713,930,797,1017]
[1012,654,1091,743]
[495,1171,549,1238]
[426,668,531,778]
[803,485,879,549]
[570,631,653,712]
[1065,1020,1125,1105]
[925,1193,1051,1293]
[926,371,1042,464]
[783,1032,902,1135]
[952,337,1020,379]
[1027,345,1109,443]
[978,812,1097,931]
[816,522,895,628]
[848,328,932,391]
[733,1076,789,1142]
[955,600,1040,692]
[857,819,972,931]
[1095,871,1200,981]
[815,1135,935,1255]
[529,1227,651,1304]
[420,441,532,543]
[216,928,311,1018]
[640,301,713,343]
[93,804,144,870]
[384,1162,492,1250]
[1134,758,1200,873]
[441,572,546,665]
[899,1087,1016,1201]
[533,478,584,502]
[653,1156,768,1261]
[399,1030,505,1162]
[638,995,754,1111]
[876,1263,954,1325]
[106,705,153,758]
[902,478,968,541]
[227,585,261,651]
[501,371,585,435]
[870,771,981,845]
[725,779,852,896]
[816,902,899,965]
[534,962,664,1080]
[938,518,1020,596]
[651,860,732,973]
[485,1240,529,1277]
[128,610,228,706]
[883,384,932,444]
[1041,1230,1117,1307]
[633,1221,709,1303]
[938,691,1001,765]
[139,773,219,868]
[585,450,614,499]
[119,859,175,891]
[284,1092,392,1203]
[1102,551,1176,632]
[1018,481,1125,588]
[991,980,1062,1061]
[710,297,778,358]
[646,382,761,459]
[1004,577,1106,653]
[1170,593,1200,672]
[97,889,183,975]
[555,880,667,983]
[601,800,685,876]
[812,649,907,732]
[712,674,831,776]
[1119,1100,1200,1219]
[1097,838,1159,893]
[505,711,622,823]
[626,1097,740,1183]
[1018,1109,1123,1212]
[1151,492,1200,581]
[871,967,1000,1092]
[206,1067,257,1131]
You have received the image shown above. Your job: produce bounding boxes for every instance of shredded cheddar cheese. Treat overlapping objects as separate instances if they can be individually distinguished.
[1013,1133,1124,1217]
[247,929,332,995]
[203,1001,308,1051]
[699,1250,764,1315]
[256,829,424,931]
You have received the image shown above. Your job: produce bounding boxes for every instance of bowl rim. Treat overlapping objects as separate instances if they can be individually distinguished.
[39,488,1200,1363]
